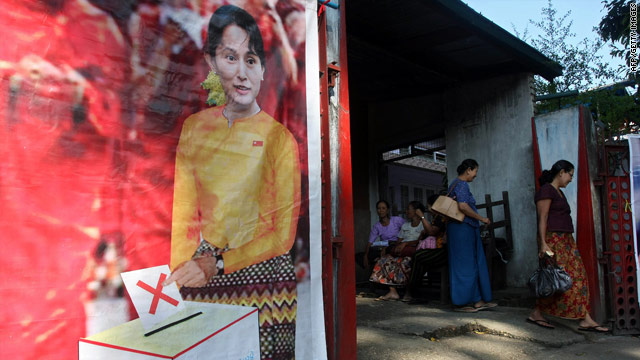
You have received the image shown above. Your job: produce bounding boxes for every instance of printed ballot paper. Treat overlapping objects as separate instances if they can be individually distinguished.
[120,265,186,330]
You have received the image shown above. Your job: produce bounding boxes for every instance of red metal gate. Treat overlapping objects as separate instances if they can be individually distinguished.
[602,144,640,335]
[318,2,357,358]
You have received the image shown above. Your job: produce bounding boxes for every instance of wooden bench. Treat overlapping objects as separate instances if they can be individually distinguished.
[476,191,514,289]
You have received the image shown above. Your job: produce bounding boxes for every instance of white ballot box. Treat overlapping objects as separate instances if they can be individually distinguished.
[79,302,259,360]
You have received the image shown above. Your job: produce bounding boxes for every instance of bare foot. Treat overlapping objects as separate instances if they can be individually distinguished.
[381,292,400,300]
[526,317,555,329]
[579,314,610,332]
[474,301,497,310]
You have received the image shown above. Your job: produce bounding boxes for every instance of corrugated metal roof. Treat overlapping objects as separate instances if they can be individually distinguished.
[394,157,447,173]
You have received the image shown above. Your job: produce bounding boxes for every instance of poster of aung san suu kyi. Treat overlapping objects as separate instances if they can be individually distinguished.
[0,1,324,359]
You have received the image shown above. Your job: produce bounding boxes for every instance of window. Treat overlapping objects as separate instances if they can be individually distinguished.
[400,185,409,214]
[413,187,424,205]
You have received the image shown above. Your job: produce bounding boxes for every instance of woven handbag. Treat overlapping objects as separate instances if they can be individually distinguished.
[431,180,465,222]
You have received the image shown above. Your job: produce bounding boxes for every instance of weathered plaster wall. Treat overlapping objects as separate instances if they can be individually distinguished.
[535,107,580,228]
[444,73,538,287]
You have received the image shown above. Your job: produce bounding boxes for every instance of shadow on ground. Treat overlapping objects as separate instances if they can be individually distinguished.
[356,287,640,360]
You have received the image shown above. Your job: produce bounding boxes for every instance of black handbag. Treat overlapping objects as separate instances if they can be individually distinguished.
[528,255,573,298]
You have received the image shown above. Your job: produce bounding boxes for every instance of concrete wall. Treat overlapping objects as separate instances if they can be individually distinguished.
[535,107,580,230]
[444,73,538,287]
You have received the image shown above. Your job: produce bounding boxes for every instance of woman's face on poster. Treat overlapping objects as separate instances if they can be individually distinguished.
[210,24,264,110]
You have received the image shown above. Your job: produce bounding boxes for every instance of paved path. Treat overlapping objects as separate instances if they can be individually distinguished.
[357,296,640,359]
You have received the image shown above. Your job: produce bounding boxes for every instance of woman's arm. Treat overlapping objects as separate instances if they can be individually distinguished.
[536,199,553,258]
[364,242,372,269]
[364,223,382,268]
[458,202,490,224]
[391,237,405,255]
[170,119,201,270]
[166,119,213,288]
[416,209,442,235]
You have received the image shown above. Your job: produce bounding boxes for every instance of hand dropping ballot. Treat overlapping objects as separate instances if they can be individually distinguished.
[79,265,260,359]
[120,265,187,331]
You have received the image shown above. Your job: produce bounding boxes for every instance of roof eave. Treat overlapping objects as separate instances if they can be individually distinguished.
[429,0,563,80]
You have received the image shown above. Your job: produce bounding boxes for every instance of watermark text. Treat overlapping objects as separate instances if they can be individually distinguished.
[631,2,638,73]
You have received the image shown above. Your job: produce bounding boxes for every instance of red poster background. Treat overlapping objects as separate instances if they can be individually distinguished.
[0,1,307,359]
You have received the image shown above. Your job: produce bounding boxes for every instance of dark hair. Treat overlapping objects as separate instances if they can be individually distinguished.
[408,201,426,213]
[427,194,439,206]
[204,5,266,67]
[376,200,390,209]
[456,159,479,175]
[538,160,574,186]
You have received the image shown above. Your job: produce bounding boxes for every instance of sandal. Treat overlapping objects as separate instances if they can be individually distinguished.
[526,317,555,329]
[474,302,498,311]
[453,306,478,313]
[578,325,609,333]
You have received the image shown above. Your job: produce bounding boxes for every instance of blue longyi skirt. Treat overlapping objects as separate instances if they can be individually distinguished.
[447,222,492,305]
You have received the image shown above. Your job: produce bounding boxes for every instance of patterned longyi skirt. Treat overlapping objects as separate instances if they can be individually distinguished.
[536,232,590,319]
[369,254,412,286]
[180,241,297,360]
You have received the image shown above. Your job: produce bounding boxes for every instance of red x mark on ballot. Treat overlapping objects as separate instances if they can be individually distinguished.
[136,273,179,315]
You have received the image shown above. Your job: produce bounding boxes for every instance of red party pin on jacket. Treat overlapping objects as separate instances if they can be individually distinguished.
[253,140,263,147]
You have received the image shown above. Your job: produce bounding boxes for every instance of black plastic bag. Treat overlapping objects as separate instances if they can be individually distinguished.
[528,256,573,298]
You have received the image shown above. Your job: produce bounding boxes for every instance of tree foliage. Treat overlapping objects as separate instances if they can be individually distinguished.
[599,0,637,77]
[596,0,639,138]
[513,0,618,95]
[513,0,638,138]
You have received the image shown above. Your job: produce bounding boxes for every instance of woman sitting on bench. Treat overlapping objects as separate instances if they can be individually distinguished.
[370,201,427,301]
[403,194,447,302]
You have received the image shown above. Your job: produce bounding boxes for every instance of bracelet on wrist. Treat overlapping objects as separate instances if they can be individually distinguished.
[214,254,224,275]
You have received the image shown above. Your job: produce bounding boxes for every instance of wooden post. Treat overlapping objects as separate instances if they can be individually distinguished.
[484,194,494,284]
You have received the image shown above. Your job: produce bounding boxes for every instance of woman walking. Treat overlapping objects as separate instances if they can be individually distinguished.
[447,159,496,312]
[527,160,608,332]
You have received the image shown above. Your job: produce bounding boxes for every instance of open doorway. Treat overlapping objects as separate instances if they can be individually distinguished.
[354,137,449,286]
[379,138,448,217]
